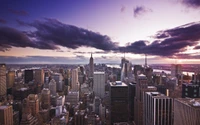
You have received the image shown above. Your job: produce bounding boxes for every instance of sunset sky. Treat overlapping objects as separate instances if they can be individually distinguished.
[1,0,200,64]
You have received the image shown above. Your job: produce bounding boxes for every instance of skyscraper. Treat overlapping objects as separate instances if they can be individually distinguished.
[109,81,129,124]
[0,105,13,125]
[34,69,44,85]
[71,68,79,91]
[6,70,15,89]
[24,70,34,84]
[144,92,173,125]
[27,94,39,116]
[51,73,63,92]
[134,74,157,125]
[41,88,50,109]
[93,72,105,98]
[0,64,6,99]
[174,98,200,125]
[171,64,182,77]
[49,79,57,96]
[89,53,94,77]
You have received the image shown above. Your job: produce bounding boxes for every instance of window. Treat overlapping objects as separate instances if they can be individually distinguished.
[185,88,188,91]
[194,94,197,97]
[194,89,197,93]
[185,93,188,96]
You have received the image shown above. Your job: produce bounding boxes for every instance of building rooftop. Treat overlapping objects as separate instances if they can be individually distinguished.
[146,92,170,99]
[94,72,105,75]
[0,105,10,110]
[110,81,127,87]
[176,98,200,108]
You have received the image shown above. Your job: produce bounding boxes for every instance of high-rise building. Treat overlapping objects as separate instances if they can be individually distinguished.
[34,69,44,85]
[182,83,199,98]
[71,68,79,91]
[99,103,106,123]
[27,94,39,116]
[128,82,136,121]
[51,73,63,92]
[93,72,105,98]
[41,88,50,109]
[65,91,79,106]
[174,98,200,125]
[109,81,128,124]
[89,53,94,77]
[134,74,157,125]
[0,105,13,125]
[171,64,182,77]
[0,64,6,99]
[24,70,34,84]
[144,92,173,125]
[49,79,57,96]
[6,70,15,89]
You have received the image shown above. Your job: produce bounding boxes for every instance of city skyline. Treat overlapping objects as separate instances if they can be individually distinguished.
[1,0,200,64]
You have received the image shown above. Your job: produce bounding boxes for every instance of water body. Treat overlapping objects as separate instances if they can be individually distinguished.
[154,69,194,76]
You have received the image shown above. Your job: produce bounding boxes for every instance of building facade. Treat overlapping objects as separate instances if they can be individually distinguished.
[109,81,129,124]
[144,92,173,125]
[0,105,13,125]
[93,72,105,98]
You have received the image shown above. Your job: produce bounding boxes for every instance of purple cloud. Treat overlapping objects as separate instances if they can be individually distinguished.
[133,6,152,18]
[182,0,200,8]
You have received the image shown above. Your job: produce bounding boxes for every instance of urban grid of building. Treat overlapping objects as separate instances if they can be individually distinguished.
[0,54,200,125]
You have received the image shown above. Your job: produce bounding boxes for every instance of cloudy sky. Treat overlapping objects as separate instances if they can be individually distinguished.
[1,0,200,64]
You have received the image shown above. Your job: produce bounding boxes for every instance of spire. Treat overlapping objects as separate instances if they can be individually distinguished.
[145,54,147,67]
[91,53,93,58]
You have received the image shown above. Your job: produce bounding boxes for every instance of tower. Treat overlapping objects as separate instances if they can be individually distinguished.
[41,88,50,109]
[6,71,15,89]
[109,81,129,124]
[24,70,33,84]
[0,105,13,125]
[49,79,57,96]
[71,68,80,91]
[0,64,6,99]
[89,53,94,77]
[35,69,44,85]
[145,54,147,68]
[93,72,105,98]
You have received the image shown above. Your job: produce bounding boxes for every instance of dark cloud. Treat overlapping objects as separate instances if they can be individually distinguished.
[74,51,108,54]
[17,18,118,51]
[0,26,59,51]
[194,45,200,49]
[0,56,89,64]
[133,6,152,18]
[182,0,200,8]
[120,21,200,56]
[0,19,7,24]
[8,8,28,16]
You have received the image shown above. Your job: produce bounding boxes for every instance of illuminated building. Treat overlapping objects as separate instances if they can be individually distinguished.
[0,64,6,99]
[0,105,13,125]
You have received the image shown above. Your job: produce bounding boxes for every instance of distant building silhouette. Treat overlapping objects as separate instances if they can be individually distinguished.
[89,53,94,77]
[24,70,34,84]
